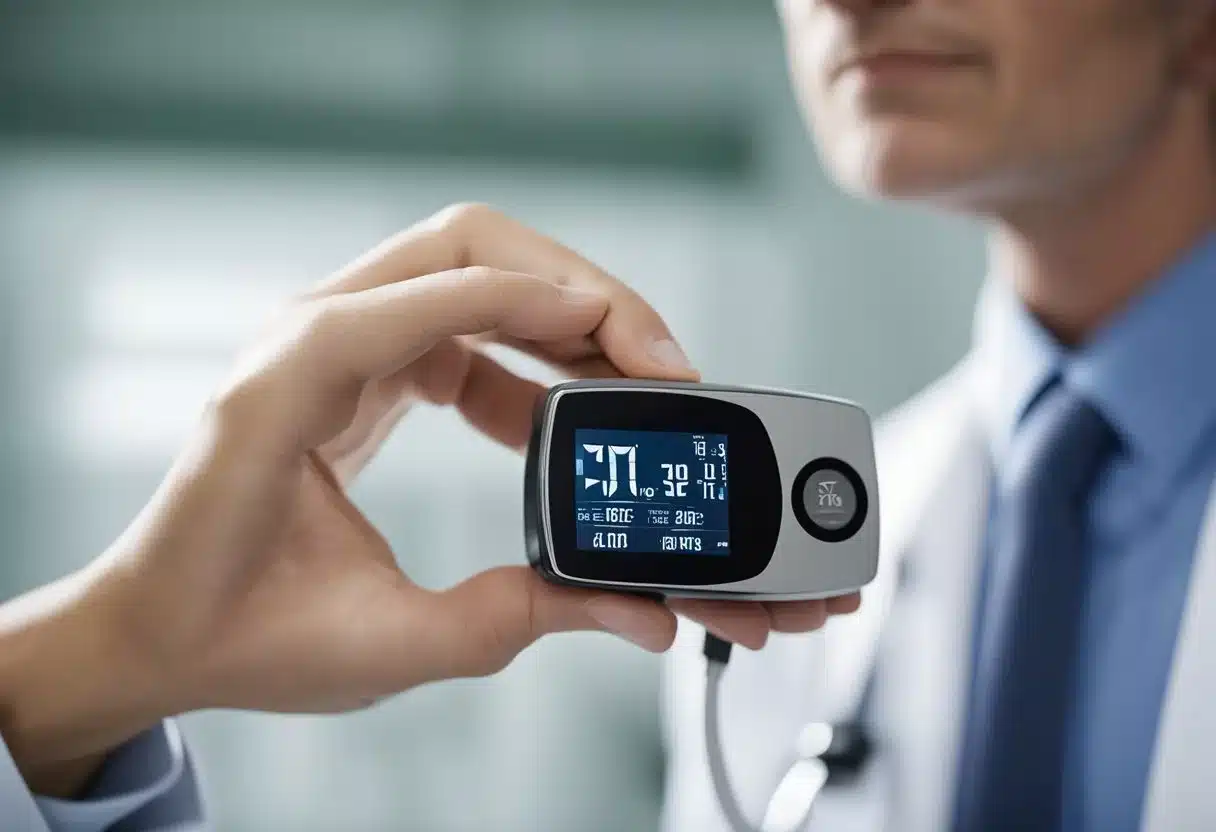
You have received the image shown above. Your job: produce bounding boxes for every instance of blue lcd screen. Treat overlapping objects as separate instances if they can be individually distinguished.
[574,429,729,556]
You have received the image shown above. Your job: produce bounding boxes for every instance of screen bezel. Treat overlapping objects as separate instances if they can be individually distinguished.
[545,390,782,586]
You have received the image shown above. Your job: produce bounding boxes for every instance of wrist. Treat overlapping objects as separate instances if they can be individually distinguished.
[0,564,178,797]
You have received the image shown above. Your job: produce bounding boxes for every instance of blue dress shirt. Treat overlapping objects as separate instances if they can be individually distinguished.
[970,229,1216,831]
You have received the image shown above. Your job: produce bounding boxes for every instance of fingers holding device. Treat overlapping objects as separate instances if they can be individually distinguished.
[525,379,880,601]
[0,203,868,809]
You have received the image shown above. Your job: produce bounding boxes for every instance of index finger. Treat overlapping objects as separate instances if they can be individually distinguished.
[220,268,609,454]
[308,203,699,381]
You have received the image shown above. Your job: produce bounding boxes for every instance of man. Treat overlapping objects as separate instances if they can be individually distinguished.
[663,1,1216,830]
[1,1,1212,831]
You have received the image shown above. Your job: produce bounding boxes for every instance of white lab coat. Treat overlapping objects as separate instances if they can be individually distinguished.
[660,352,1216,832]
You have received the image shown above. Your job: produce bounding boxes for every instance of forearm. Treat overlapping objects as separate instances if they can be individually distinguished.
[0,565,170,798]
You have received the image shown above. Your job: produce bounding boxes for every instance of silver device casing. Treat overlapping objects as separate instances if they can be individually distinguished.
[528,380,880,601]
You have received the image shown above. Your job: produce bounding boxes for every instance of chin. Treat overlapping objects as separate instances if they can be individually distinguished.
[817,119,1002,209]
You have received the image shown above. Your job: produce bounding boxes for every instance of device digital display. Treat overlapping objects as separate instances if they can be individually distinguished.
[574,429,729,556]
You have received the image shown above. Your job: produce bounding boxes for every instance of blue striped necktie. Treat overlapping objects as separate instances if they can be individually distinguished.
[952,382,1119,831]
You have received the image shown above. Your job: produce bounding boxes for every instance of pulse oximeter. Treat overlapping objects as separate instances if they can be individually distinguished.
[524,380,879,601]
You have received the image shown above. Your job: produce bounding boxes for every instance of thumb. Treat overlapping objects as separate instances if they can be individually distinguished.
[432,567,677,678]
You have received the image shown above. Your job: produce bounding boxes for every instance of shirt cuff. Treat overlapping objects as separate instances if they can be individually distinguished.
[35,720,187,832]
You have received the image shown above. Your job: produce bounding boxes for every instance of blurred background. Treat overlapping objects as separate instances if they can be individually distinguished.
[0,2,985,829]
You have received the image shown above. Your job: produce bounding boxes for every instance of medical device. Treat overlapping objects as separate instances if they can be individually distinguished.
[524,379,881,831]
[524,379,878,600]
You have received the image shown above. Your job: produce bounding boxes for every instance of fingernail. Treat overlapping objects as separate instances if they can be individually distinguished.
[646,337,694,372]
[558,285,607,305]
[585,599,669,652]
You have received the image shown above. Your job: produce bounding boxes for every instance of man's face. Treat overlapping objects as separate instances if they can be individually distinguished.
[778,0,1206,208]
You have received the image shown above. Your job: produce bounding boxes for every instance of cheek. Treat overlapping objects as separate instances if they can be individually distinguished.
[781,7,833,115]
[988,0,1171,173]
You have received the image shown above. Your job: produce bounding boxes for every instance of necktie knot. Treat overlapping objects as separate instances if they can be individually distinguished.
[1001,383,1119,506]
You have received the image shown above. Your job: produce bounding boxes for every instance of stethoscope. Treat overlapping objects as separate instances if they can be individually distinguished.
[702,633,874,832]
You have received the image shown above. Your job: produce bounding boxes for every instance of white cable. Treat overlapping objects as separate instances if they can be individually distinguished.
[704,660,829,832]
[704,660,758,832]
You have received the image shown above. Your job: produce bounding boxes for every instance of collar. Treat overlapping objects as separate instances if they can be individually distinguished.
[972,228,1216,481]
[971,277,1063,464]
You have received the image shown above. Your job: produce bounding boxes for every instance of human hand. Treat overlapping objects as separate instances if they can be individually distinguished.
[0,204,860,797]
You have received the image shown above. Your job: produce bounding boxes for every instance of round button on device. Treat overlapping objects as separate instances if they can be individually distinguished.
[803,469,858,531]
[791,458,868,542]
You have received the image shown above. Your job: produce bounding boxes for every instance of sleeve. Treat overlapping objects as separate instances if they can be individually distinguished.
[0,720,206,832]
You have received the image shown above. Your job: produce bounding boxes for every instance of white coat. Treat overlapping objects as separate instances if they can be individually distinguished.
[660,351,1216,832]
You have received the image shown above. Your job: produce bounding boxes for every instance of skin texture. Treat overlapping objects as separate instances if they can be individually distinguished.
[779,0,1216,342]
[779,0,1213,207]
[0,204,860,799]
